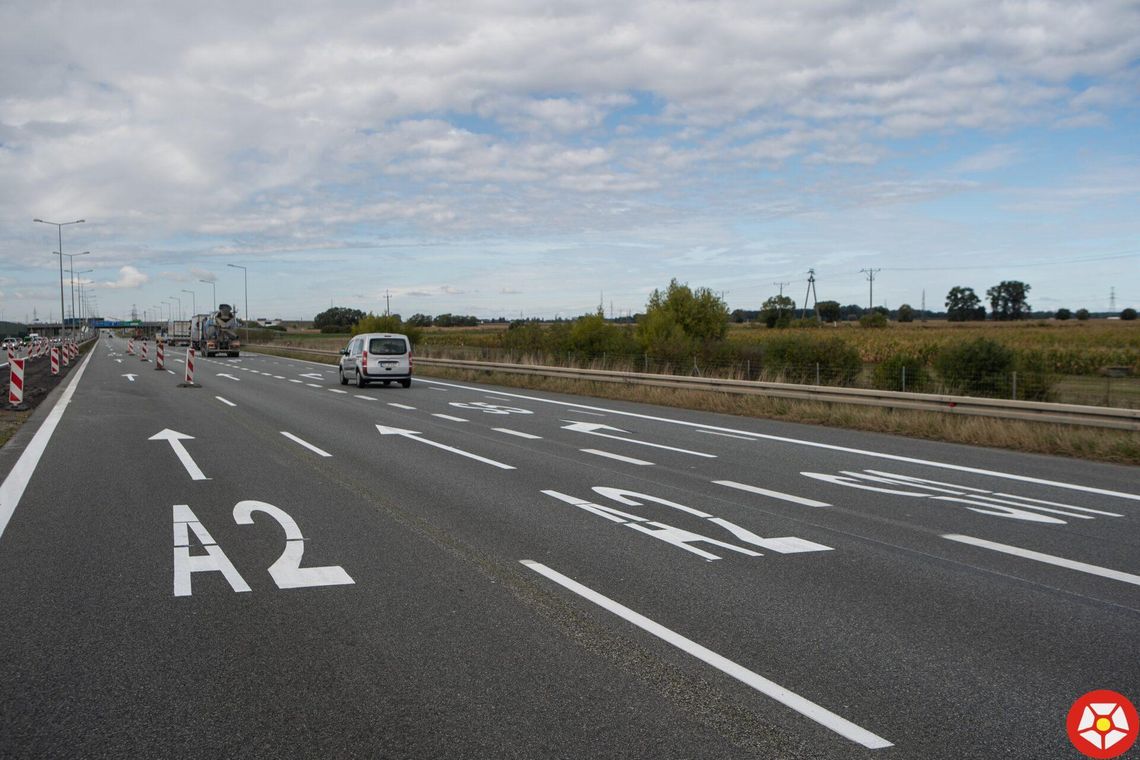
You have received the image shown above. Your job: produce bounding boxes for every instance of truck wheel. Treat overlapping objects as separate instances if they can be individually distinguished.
[356,370,367,388]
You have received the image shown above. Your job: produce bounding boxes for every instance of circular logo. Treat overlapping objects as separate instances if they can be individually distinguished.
[1067,690,1138,759]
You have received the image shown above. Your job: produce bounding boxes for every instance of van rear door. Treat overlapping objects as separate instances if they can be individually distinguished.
[367,336,409,377]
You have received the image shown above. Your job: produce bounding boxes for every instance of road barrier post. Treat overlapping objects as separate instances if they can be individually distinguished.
[50,347,60,376]
[140,342,149,363]
[62,344,70,367]
[155,342,165,370]
[127,338,135,355]
[8,357,25,408]
[184,348,196,384]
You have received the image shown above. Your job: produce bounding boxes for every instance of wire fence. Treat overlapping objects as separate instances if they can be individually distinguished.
[415,345,1140,409]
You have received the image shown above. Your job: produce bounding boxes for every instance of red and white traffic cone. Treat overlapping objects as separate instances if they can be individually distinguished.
[184,347,196,385]
[51,346,60,376]
[8,357,25,408]
[127,339,135,355]
[140,341,149,362]
[155,342,165,370]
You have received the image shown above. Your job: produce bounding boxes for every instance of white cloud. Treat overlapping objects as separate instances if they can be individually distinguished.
[100,265,149,289]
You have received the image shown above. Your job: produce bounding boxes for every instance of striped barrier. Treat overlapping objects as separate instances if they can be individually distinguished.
[127,339,135,355]
[140,341,149,362]
[155,342,165,370]
[184,348,196,384]
[62,344,70,367]
[8,357,24,407]
[51,346,60,376]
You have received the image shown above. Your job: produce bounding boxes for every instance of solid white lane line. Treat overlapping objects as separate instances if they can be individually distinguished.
[417,379,1140,503]
[943,534,1140,587]
[493,428,542,440]
[215,396,237,407]
[273,375,285,379]
[581,449,654,466]
[0,352,94,543]
[356,395,377,401]
[715,480,832,508]
[328,389,348,394]
[388,403,416,410]
[432,414,468,422]
[698,429,759,441]
[520,561,893,750]
[428,387,447,392]
[280,432,332,457]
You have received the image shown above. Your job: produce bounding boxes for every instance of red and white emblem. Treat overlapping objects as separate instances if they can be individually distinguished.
[1067,690,1138,758]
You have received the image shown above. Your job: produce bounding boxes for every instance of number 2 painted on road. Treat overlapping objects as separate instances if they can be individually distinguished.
[173,502,354,597]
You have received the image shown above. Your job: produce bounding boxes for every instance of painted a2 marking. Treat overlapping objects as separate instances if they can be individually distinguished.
[173,501,354,597]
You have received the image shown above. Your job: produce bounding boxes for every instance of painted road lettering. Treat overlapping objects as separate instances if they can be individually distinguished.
[801,469,1121,525]
[173,501,353,596]
[543,487,831,561]
[449,401,533,415]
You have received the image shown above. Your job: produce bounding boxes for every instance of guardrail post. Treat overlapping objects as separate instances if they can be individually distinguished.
[815,362,820,386]
[902,365,907,393]
[1011,371,1017,400]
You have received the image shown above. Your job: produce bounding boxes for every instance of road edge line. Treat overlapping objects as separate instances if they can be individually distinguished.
[0,347,95,543]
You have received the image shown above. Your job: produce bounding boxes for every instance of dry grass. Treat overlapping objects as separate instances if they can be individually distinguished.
[416,366,1140,466]
[0,408,32,448]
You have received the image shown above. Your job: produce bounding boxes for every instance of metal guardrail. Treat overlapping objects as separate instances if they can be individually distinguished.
[247,344,1140,431]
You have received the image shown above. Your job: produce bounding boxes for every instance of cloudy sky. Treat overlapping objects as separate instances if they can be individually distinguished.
[2,0,1138,323]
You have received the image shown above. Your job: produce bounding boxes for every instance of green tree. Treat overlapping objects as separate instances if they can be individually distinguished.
[817,300,841,323]
[1075,308,1090,321]
[566,309,634,356]
[760,295,795,328]
[406,313,433,327]
[314,306,365,332]
[1122,308,1138,321]
[986,280,1031,321]
[351,313,422,345]
[945,287,985,321]
[636,279,729,356]
[1055,308,1072,321]
[897,304,915,323]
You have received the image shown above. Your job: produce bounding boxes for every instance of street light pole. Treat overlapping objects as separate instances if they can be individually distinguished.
[76,269,93,332]
[169,295,182,321]
[182,289,196,318]
[227,263,248,340]
[34,218,84,339]
[199,279,216,310]
[65,251,91,337]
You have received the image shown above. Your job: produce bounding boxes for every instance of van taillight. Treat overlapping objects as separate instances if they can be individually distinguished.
[362,350,368,371]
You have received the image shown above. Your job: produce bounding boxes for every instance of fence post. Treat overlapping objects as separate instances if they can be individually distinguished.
[902,365,907,393]
[1011,371,1017,400]
[815,362,820,385]
[644,353,648,373]
[746,359,750,379]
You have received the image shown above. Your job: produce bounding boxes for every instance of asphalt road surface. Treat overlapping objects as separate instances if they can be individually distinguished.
[1,335,1136,759]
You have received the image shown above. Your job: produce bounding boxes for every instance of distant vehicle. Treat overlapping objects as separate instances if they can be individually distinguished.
[191,304,241,357]
[1,337,19,351]
[168,320,192,346]
[27,333,41,344]
[339,333,412,388]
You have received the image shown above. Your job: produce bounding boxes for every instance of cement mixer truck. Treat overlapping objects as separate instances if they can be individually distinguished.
[190,304,242,357]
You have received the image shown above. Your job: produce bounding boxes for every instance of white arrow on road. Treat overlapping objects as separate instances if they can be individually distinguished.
[299,373,325,380]
[122,373,137,382]
[149,429,209,481]
[216,373,240,381]
[560,421,716,458]
[114,358,123,364]
[376,425,515,470]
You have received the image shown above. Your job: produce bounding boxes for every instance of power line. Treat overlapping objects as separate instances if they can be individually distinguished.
[887,250,1139,272]
[860,268,881,309]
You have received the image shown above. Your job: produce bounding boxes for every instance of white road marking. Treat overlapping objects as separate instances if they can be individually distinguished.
[388,403,416,410]
[216,373,240,381]
[376,425,515,469]
[943,534,1140,587]
[280,432,333,457]
[418,379,1140,503]
[581,449,654,466]
[122,373,137,382]
[288,379,303,383]
[566,409,606,417]
[306,383,322,388]
[715,480,832,508]
[0,351,93,543]
[493,428,542,440]
[215,396,237,407]
[432,414,468,422]
[561,421,716,458]
[273,375,285,379]
[520,561,892,749]
[149,429,209,481]
[328,389,348,394]
[355,395,377,401]
[428,387,447,392]
[698,429,758,441]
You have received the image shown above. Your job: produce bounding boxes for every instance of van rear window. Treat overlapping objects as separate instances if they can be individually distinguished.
[369,338,407,355]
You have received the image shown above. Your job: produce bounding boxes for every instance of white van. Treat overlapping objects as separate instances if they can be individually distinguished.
[338,333,412,388]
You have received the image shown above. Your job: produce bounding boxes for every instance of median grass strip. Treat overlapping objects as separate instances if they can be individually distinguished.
[247,344,1140,465]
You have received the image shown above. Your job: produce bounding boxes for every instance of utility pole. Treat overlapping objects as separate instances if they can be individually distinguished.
[860,268,881,310]
[800,269,818,320]
[1110,287,1116,313]
[773,281,790,298]
[385,289,391,316]
[921,289,926,322]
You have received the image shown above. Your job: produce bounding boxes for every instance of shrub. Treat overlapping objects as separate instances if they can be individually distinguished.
[1013,352,1056,402]
[764,335,862,386]
[935,337,1014,397]
[859,312,888,328]
[352,314,422,345]
[1122,308,1138,321]
[1055,308,1072,321]
[873,353,929,392]
[1076,308,1091,321]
